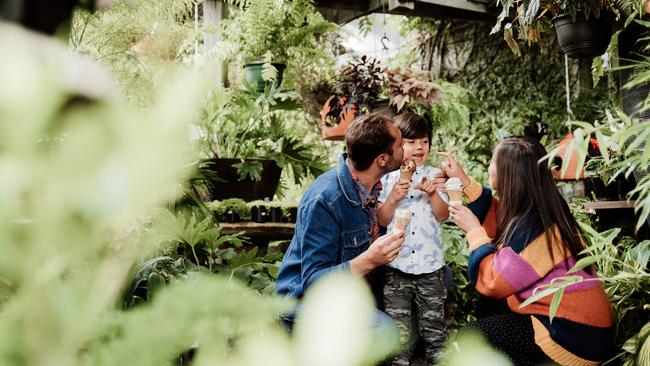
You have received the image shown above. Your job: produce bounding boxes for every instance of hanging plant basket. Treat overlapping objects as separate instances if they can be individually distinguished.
[243,62,286,93]
[320,95,358,141]
[553,13,613,58]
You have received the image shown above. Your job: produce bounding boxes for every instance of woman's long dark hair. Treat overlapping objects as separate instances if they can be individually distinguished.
[493,136,585,261]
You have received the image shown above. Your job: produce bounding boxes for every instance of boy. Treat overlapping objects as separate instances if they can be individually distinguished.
[378,112,449,366]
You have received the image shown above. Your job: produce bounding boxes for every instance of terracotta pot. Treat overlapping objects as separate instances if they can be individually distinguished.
[552,131,585,180]
[321,95,358,140]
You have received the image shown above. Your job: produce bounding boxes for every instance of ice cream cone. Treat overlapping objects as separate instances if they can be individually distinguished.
[445,177,463,205]
[394,209,413,231]
[399,159,417,182]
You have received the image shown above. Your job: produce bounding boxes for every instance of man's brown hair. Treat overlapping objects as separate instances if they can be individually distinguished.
[345,113,396,171]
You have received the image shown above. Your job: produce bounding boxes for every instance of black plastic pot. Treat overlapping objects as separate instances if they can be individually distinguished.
[251,206,269,223]
[269,207,283,223]
[585,175,637,201]
[244,62,286,93]
[287,207,298,223]
[221,210,240,223]
[553,13,612,58]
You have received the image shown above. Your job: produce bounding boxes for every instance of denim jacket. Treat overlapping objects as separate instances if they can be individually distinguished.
[275,154,375,298]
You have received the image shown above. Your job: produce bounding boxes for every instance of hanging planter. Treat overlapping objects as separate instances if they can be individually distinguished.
[320,95,358,140]
[243,62,286,93]
[320,56,384,140]
[553,13,613,58]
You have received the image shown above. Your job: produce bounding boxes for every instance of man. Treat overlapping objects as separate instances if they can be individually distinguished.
[276,112,406,307]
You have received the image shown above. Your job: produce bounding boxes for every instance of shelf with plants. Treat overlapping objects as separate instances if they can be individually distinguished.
[206,198,298,223]
[247,200,298,223]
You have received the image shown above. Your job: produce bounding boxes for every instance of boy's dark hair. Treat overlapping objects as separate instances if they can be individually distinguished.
[345,113,396,171]
[394,112,432,147]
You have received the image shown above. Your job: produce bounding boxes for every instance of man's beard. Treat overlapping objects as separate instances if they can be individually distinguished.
[383,154,402,174]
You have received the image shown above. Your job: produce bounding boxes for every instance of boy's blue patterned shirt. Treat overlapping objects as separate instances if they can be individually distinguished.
[379,165,448,274]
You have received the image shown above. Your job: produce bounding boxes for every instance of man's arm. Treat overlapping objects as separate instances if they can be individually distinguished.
[298,199,406,292]
[299,199,348,291]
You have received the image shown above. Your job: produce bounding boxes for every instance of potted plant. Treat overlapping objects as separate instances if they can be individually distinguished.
[286,206,298,223]
[246,200,298,223]
[247,200,271,223]
[321,56,385,140]
[206,198,251,222]
[492,0,615,57]
[222,0,335,92]
[196,86,328,201]
[384,67,442,113]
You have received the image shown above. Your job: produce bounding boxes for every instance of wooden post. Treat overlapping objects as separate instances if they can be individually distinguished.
[203,0,229,86]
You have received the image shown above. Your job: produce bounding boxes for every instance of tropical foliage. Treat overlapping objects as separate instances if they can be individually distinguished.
[70,0,198,104]
[221,0,336,89]
[4,0,649,364]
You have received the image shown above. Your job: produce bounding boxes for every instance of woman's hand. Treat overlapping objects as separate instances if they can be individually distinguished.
[448,203,481,233]
[437,152,470,188]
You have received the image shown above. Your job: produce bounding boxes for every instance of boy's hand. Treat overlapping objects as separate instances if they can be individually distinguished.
[415,171,448,195]
[388,179,410,203]
[414,176,437,195]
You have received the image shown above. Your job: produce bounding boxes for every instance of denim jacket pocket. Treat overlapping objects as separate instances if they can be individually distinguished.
[342,227,371,261]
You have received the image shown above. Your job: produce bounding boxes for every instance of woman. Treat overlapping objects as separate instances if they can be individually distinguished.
[441,137,614,366]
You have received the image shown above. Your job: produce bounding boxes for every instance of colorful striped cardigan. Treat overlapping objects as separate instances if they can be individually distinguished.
[462,178,615,366]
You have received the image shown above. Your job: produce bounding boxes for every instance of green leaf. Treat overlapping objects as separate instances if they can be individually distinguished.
[233,161,263,181]
[261,62,278,82]
[626,241,650,268]
[567,256,598,274]
[548,287,564,323]
[595,130,610,162]
[147,272,166,302]
[523,0,540,25]
[520,286,559,308]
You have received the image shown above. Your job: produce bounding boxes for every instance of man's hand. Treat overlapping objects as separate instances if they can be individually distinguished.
[350,230,405,275]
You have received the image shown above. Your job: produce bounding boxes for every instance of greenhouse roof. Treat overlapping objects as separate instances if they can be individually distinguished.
[315,0,497,24]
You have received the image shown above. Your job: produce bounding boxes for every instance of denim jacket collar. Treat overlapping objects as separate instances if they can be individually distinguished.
[336,154,361,206]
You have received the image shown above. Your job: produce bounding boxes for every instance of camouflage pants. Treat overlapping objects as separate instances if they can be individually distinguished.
[383,267,447,366]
